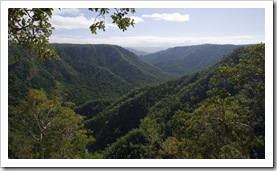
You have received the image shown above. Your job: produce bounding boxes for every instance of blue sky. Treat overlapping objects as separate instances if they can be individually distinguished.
[49,8,265,52]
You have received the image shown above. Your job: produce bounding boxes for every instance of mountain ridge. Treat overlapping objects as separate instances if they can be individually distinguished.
[84,44,265,159]
[8,44,170,105]
[139,44,252,76]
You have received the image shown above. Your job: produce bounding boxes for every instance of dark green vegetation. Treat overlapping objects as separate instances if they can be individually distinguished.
[9,44,169,106]
[140,44,250,76]
[85,43,265,159]
[9,43,265,159]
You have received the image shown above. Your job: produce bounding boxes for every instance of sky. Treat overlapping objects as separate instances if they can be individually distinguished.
[49,8,265,52]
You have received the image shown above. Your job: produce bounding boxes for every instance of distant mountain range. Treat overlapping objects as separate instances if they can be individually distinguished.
[124,47,150,56]
[139,44,250,76]
[9,43,251,106]
[125,47,168,53]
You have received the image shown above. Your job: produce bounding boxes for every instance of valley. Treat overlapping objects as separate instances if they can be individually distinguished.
[8,43,265,159]
[8,44,170,106]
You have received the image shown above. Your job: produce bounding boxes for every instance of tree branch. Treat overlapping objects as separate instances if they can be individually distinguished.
[28,130,39,141]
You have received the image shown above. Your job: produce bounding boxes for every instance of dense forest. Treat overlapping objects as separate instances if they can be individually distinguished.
[8,43,265,159]
[8,44,169,106]
[140,44,250,76]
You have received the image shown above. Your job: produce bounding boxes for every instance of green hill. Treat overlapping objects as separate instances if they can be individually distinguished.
[8,44,169,106]
[8,43,265,159]
[85,44,265,159]
[140,44,249,76]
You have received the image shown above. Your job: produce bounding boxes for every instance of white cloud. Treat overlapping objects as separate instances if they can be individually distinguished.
[105,23,118,29]
[50,15,94,30]
[53,8,83,17]
[51,8,118,30]
[130,16,144,24]
[142,13,190,22]
[50,8,144,31]
[51,8,93,30]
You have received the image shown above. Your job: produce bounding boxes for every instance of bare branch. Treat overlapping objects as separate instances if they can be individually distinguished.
[28,130,39,141]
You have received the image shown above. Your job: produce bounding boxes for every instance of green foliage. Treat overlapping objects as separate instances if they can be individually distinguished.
[9,89,95,159]
[206,43,265,158]
[161,137,181,158]
[103,129,147,159]
[8,8,136,61]
[85,88,150,152]
[8,8,58,60]
[88,8,135,34]
[9,44,169,106]
[86,44,265,159]
[140,44,250,76]
[9,8,265,160]
[74,100,111,119]
[9,43,265,159]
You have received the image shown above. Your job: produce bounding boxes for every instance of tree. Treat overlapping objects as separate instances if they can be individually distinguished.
[9,8,58,61]
[170,109,227,159]
[9,88,95,159]
[207,43,265,158]
[8,8,136,60]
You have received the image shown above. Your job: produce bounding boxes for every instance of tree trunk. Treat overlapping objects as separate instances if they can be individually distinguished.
[241,127,255,159]
[40,133,44,159]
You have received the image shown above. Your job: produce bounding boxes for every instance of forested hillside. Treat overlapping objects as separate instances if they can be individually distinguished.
[8,44,169,106]
[140,44,249,76]
[8,43,265,159]
[85,43,265,159]
[7,6,267,162]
